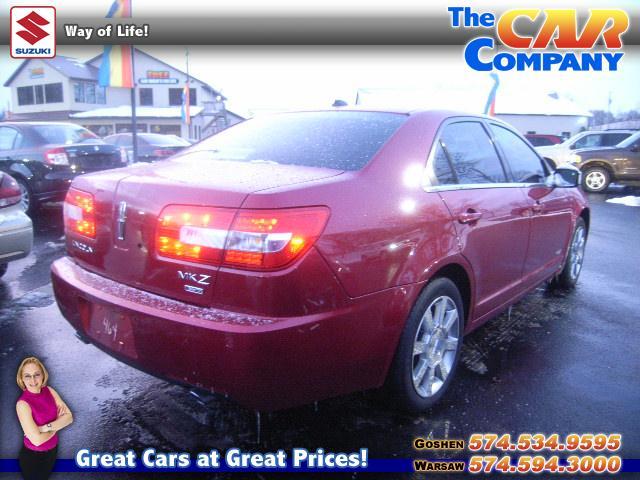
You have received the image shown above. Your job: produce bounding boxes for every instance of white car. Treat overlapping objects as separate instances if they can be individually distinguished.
[536,130,634,167]
[0,172,33,278]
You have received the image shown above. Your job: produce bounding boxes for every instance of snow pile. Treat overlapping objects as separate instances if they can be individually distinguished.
[606,196,640,207]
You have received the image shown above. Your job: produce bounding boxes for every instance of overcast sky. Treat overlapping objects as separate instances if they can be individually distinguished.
[1,0,639,116]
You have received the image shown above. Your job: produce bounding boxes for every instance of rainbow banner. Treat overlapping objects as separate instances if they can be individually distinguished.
[98,45,133,88]
[98,0,133,88]
[106,0,131,18]
[483,73,500,116]
[181,82,191,125]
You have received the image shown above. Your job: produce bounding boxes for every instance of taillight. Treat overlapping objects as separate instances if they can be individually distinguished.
[64,188,96,238]
[156,206,236,264]
[156,206,330,270]
[44,147,69,166]
[0,174,21,207]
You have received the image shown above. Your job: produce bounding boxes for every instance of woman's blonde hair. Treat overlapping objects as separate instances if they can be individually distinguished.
[16,357,49,390]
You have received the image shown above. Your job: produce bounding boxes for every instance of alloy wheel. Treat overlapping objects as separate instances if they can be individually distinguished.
[584,171,606,191]
[412,295,459,398]
[569,225,586,281]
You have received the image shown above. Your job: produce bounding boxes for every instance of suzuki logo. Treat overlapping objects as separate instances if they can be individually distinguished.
[10,7,56,59]
[117,201,127,240]
[16,11,50,45]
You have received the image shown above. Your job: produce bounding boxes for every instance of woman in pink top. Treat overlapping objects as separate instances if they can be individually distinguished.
[16,357,73,480]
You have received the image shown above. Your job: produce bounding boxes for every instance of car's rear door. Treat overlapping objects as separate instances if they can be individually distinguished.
[429,120,531,324]
[488,122,574,288]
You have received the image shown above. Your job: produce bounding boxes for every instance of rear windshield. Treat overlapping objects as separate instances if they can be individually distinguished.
[33,124,98,145]
[181,111,407,171]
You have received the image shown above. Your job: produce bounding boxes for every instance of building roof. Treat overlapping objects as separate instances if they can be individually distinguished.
[4,49,226,101]
[4,55,99,87]
[86,48,226,100]
[355,87,592,118]
[69,105,204,119]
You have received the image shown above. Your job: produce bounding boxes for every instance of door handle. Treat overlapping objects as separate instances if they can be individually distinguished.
[458,210,483,224]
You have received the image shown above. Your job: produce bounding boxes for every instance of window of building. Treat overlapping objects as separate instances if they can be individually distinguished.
[169,88,196,106]
[96,86,106,104]
[34,85,44,104]
[74,82,85,103]
[85,83,96,104]
[115,123,147,133]
[44,83,63,103]
[18,83,64,106]
[139,88,153,106]
[151,124,181,136]
[73,82,106,104]
[17,86,34,106]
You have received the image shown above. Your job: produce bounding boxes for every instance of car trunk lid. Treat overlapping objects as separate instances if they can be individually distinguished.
[68,159,342,306]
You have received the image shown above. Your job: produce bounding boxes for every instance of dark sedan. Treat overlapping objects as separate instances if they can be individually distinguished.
[0,122,125,215]
[103,133,191,163]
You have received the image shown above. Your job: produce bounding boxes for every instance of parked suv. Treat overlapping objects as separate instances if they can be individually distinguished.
[0,122,125,214]
[568,131,640,193]
[536,129,634,167]
[51,110,589,412]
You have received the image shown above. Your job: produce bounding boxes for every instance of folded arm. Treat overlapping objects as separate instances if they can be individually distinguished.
[38,387,74,433]
[16,401,56,447]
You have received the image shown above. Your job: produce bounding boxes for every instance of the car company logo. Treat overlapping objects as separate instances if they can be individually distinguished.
[448,7,629,72]
[10,6,56,58]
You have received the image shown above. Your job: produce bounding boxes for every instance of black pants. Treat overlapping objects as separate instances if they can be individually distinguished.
[19,445,57,480]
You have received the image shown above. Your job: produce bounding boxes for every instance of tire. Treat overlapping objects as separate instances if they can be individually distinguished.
[0,263,7,278]
[582,166,610,193]
[550,217,587,290]
[387,277,464,412]
[15,178,36,216]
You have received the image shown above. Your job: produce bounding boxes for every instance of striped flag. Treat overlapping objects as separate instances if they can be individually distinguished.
[483,73,500,116]
[106,0,131,17]
[98,0,133,88]
[181,82,191,125]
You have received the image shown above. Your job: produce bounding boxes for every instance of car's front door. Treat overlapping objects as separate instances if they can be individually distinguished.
[489,123,574,287]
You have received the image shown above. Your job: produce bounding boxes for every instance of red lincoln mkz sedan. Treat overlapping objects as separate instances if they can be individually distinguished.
[51,109,589,411]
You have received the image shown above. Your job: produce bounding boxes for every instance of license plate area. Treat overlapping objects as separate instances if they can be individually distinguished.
[88,303,138,359]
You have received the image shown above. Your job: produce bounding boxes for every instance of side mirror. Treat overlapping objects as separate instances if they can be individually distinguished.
[630,144,640,153]
[569,143,577,150]
[546,165,580,188]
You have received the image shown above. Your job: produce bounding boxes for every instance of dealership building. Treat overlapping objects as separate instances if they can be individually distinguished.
[3,48,242,139]
[355,87,591,138]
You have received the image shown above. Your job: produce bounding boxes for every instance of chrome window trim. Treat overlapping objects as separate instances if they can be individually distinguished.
[424,182,538,193]
[422,115,551,192]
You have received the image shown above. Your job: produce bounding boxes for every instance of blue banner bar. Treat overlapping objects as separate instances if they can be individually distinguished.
[1,458,639,473]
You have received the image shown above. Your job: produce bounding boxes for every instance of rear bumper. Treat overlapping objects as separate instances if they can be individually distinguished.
[51,257,416,411]
[0,208,32,263]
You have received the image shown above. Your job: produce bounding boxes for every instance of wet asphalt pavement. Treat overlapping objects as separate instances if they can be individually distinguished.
[0,188,639,480]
